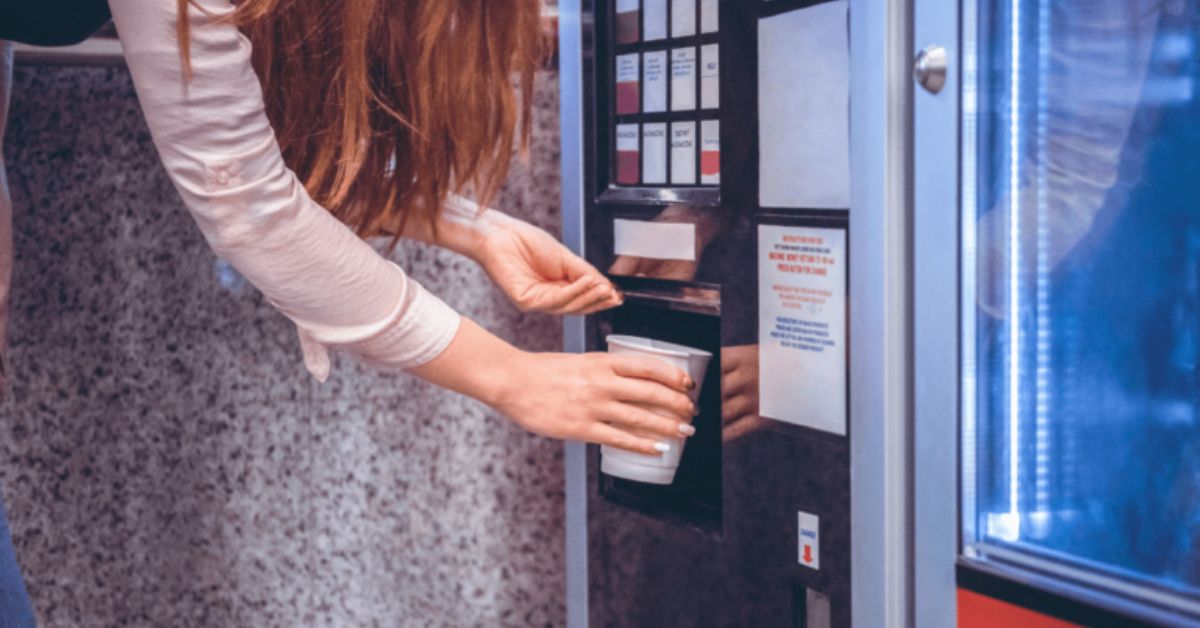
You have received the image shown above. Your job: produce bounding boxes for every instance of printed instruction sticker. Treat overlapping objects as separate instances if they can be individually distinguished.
[758,225,847,435]
[798,511,820,570]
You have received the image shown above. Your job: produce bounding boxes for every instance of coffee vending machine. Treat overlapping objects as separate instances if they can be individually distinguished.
[559,1,910,626]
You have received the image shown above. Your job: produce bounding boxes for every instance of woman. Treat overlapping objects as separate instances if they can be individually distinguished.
[0,0,697,620]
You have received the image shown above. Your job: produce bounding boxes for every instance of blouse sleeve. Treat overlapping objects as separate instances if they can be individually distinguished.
[107,0,461,381]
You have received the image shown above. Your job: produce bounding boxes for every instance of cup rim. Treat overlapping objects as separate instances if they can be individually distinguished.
[605,334,713,359]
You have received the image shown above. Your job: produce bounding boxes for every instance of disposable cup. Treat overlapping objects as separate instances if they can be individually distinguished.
[600,335,712,485]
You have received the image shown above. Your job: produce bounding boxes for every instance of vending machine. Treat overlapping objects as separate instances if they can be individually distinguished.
[558,1,878,626]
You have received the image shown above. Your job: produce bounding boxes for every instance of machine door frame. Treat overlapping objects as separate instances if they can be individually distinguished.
[911,0,960,626]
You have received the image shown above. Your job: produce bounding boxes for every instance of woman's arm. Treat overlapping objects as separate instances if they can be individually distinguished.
[107,0,696,452]
[398,196,623,316]
[109,0,460,380]
[411,318,698,455]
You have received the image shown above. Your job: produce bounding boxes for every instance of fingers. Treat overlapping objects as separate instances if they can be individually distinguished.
[608,354,693,392]
[588,423,666,456]
[521,275,594,312]
[722,393,757,426]
[600,401,692,440]
[607,377,695,420]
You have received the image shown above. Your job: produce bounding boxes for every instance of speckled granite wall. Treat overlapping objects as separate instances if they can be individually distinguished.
[0,64,565,627]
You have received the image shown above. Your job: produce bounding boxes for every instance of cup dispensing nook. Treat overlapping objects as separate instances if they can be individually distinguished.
[560,1,865,625]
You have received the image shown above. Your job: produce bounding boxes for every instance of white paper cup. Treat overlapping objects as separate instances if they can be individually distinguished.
[600,335,712,485]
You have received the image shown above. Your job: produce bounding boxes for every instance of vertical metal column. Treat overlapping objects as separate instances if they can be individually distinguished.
[559,2,590,627]
[848,0,914,625]
[912,0,961,625]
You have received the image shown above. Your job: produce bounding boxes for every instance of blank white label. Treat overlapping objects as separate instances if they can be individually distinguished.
[643,123,668,184]
[759,1,851,209]
[670,47,697,111]
[671,0,696,37]
[700,119,719,185]
[670,121,696,185]
[700,0,719,33]
[645,0,668,40]
[614,219,696,262]
[700,44,719,109]
[617,0,638,11]
[643,51,668,113]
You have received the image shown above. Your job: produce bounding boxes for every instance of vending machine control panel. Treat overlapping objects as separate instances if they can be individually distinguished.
[576,0,855,625]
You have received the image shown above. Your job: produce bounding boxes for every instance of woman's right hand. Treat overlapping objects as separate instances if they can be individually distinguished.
[493,351,697,455]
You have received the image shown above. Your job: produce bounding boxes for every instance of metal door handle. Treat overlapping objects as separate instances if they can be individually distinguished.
[914,45,947,94]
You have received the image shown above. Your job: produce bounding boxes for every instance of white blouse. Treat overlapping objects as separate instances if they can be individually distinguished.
[107,0,465,381]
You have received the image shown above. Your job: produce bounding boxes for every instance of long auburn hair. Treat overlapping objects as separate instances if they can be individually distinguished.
[178,0,546,240]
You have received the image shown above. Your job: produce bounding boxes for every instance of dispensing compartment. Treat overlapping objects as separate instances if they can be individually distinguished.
[594,277,723,537]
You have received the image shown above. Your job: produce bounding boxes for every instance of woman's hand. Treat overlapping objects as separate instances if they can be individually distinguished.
[473,211,622,315]
[409,319,698,455]
[493,351,698,454]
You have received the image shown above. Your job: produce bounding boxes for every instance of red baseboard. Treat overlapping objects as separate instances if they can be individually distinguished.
[958,589,1080,627]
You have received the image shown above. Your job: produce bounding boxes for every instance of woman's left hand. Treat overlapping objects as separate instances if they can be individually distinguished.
[473,211,622,315]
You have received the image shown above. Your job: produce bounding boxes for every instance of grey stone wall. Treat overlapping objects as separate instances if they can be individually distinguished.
[0,64,565,627]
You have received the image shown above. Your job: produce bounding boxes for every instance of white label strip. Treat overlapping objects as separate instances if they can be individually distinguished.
[643,51,668,113]
[670,121,696,185]
[614,219,696,261]
[645,0,668,40]
[700,0,719,33]
[617,0,639,12]
[671,47,697,112]
[700,119,719,185]
[616,53,639,82]
[642,123,668,184]
[671,0,696,37]
[701,44,719,109]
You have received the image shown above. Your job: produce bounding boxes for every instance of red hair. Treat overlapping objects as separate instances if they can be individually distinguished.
[179,0,547,240]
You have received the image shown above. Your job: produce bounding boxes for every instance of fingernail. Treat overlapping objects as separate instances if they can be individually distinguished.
[685,378,696,390]
[653,442,671,453]
[678,423,696,436]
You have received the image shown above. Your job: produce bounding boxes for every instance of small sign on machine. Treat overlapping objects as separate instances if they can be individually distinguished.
[798,511,820,570]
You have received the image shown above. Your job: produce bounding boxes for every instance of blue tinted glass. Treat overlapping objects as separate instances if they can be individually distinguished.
[967,0,1200,596]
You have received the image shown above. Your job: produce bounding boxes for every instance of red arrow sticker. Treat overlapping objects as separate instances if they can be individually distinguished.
[798,511,820,570]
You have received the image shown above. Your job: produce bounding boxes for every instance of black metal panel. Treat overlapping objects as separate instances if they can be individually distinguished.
[581,1,852,625]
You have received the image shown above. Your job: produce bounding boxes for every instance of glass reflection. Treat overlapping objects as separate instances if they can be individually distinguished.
[608,205,765,441]
[967,0,1200,595]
